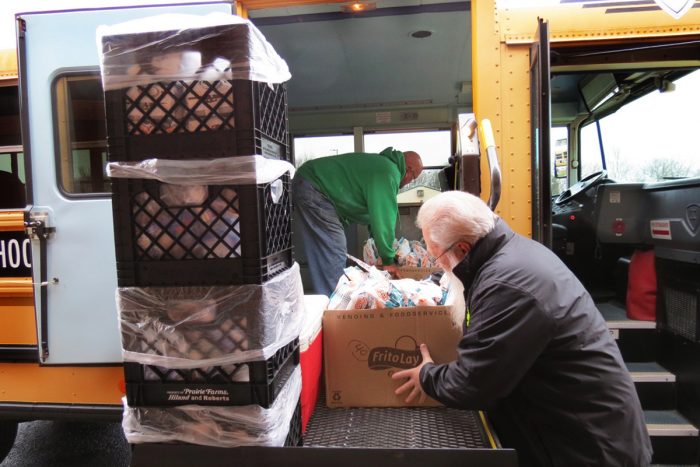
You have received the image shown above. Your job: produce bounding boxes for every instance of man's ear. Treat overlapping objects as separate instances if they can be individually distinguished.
[455,241,471,256]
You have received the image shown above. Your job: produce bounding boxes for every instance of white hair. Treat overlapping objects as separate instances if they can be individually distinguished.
[416,191,496,251]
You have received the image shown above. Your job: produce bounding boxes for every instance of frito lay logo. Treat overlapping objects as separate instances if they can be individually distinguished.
[349,336,421,370]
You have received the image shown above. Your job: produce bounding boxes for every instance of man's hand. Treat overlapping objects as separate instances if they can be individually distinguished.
[391,343,434,404]
[381,263,399,278]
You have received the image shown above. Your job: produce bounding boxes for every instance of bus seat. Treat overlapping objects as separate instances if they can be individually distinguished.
[0,171,25,209]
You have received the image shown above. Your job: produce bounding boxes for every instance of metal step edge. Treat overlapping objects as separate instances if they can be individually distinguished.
[630,371,676,383]
[606,320,656,330]
[647,423,699,437]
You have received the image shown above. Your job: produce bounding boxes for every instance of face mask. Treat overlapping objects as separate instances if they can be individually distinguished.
[442,270,466,329]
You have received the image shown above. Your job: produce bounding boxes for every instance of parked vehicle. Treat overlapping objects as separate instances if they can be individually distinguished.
[1,0,699,464]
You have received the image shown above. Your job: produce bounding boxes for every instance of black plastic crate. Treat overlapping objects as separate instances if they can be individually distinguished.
[101,22,290,163]
[124,338,299,408]
[105,79,289,162]
[112,173,292,286]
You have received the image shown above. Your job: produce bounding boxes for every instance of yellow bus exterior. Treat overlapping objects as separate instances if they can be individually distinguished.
[472,0,700,237]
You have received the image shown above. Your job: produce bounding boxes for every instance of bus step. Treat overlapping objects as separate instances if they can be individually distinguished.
[646,410,699,465]
[597,300,658,362]
[598,301,656,330]
[628,362,676,410]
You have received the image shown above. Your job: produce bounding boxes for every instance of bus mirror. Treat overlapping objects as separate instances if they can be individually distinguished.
[554,137,568,179]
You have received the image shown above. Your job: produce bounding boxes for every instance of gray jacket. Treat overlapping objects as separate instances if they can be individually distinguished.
[420,218,652,466]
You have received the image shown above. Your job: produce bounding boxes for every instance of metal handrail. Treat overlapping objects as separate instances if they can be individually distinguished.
[479,119,501,211]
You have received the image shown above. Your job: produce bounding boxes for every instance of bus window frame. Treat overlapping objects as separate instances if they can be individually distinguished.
[292,125,454,168]
[362,126,453,168]
[51,68,110,200]
[0,146,25,181]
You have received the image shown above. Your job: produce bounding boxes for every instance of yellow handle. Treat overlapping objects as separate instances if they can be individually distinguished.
[479,118,496,149]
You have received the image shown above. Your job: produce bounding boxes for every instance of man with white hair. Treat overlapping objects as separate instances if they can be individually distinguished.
[392,190,652,467]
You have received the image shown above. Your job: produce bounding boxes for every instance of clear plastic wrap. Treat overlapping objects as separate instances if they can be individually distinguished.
[98,12,291,91]
[363,237,436,268]
[122,367,301,447]
[117,263,303,368]
[328,266,448,310]
[107,155,295,186]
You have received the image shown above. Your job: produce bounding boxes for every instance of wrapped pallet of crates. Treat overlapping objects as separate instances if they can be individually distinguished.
[100,11,303,449]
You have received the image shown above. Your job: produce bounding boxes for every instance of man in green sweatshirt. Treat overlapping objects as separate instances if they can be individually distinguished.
[293,147,423,296]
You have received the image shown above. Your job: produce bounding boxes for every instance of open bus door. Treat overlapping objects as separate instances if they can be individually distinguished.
[530,18,552,248]
[18,11,123,366]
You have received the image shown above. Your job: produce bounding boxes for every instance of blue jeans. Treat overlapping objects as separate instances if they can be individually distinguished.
[292,175,347,296]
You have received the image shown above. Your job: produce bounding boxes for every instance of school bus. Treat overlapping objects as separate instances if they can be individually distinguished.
[1,0,699,464]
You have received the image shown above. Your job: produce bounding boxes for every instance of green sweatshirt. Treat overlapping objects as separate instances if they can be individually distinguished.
[296,147,405,265]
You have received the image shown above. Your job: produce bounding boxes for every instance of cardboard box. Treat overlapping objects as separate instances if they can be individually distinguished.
[323,305,462,408]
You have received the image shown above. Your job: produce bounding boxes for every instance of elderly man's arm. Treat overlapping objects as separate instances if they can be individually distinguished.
[392,344,434,403]
[419,282,555,409]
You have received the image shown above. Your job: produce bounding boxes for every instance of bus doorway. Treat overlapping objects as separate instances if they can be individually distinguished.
[538,34,700,464]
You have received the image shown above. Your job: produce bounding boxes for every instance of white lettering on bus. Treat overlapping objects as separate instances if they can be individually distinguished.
[22,239,31,268]
[0,238,32,270]
[8,240,20,268]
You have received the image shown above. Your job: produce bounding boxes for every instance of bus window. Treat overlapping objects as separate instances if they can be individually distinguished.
[364,129,451,167]
[293,134,355,167]
[580,69,700,183]
[53,73,109,195]
[0,85,21,148]
[0,149,25,209]
[0,149,24,182]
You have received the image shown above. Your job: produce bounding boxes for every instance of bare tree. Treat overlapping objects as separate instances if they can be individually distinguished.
[605,146,635,181]
[642,157,695,182]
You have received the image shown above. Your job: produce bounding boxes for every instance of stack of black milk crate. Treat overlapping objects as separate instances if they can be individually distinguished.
[98,14,304,448]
